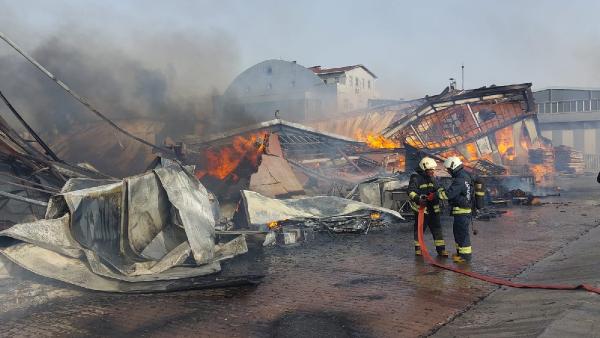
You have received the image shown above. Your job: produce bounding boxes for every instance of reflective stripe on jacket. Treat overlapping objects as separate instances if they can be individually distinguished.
[407,169,441,214]
[444,167,473,216]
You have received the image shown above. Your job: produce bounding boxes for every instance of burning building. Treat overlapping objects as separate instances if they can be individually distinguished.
[180,119,388,203]
[380,83,555,184]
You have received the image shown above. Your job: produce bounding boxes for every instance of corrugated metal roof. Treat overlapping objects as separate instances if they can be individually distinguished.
[309,64,377,79]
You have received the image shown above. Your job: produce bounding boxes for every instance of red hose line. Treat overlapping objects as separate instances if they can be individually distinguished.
[417,207,600,294]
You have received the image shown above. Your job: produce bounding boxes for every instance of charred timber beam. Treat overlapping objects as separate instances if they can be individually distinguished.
[0,91,61,162]
[0,177,58,194]
[0,190,48,206]
[0,172,60,191]
[336,148,364,174]
[0,112,48,161]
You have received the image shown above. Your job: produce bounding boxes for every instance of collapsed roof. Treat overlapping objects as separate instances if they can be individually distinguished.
[182,119,384,200]
[382,84,539,175]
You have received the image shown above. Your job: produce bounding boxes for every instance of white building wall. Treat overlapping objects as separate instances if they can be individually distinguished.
[584,127,596,154]
[541,130,552,140]
[562,129,574,147]
[334,68,376,113]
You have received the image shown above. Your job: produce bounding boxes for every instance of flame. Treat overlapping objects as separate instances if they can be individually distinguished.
[465,143,478,161]
[196,133,266,180]
[520,138,530,151]
[495,127,515,161]
[530,164,553,183]
[267,221,280,230]
[355,130,400,149]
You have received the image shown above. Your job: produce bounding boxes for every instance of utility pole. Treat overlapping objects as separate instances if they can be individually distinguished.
[461,63,465,90]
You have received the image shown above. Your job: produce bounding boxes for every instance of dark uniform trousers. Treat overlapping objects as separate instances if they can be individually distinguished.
[452,214,471,259]
[413,206,445,254]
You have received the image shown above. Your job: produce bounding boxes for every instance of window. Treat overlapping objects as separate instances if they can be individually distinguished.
[355,78,359,86]
[267,66,272,75]
[362,79,365,89]
[368,80,371,89]
[335,77,340,84]
[349,76,353,86]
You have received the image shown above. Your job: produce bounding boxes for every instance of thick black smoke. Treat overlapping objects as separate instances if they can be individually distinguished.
[0,29,240,139]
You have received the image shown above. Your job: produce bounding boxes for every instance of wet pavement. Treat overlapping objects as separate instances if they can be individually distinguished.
[432,224,600,338]
[1,176,599,337]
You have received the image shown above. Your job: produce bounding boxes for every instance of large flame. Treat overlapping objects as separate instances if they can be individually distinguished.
[355,130,400,149]
[465,143,478,161]
[529,164,553,183]
[495,126,515,161]
[196,133,267,180]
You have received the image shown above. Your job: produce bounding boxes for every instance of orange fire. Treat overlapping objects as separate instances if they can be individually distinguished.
[196,133,267,180]
[355,130,400,149]
[267,221,280,230]
[520,138,530,151]
[495,127,515,161]
[465,143,478,161]
[530,164,553,183]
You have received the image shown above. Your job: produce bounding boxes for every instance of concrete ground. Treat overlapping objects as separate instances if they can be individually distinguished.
[433,175,600,338]
[0,175,599,337]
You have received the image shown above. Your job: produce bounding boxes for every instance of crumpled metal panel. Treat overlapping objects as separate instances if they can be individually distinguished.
[0,243,226,292]
[126,172,172,257]
[154,167,216,265]
[140,225,187,261]
[358,182,381,206]
[241,190,403,227]
[62,182,125,266]
[0,165,253,292]
[60,178,121,193]
[0,214,82,258]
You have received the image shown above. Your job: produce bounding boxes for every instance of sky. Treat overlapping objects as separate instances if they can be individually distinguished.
[1,0,600,101]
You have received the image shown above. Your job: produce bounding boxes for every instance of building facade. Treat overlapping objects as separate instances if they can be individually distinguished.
[534,88,600,170]
[217,60,377,126]
[309,65,377,113]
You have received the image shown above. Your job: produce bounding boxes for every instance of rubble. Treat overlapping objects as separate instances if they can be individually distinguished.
[554,145,585,175]
[0,164,260,292]
[0,92,111,227]
[182,118,381,202]
[0,27,582,300]
[240,190,403,235]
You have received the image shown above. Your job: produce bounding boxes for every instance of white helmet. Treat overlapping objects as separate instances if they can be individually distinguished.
[443,156,463,170]
[419,157,437,171]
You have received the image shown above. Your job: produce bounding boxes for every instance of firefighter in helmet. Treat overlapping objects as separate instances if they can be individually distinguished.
[440,156,474,263]
[408,157,448,257]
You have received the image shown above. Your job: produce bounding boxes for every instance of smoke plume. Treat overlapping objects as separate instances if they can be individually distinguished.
[0,27,240,138]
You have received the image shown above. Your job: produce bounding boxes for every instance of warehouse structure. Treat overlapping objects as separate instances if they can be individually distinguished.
[534,88,600,170]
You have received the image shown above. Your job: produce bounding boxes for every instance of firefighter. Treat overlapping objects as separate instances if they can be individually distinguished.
[440,156,473,263]
[408,157,448,257]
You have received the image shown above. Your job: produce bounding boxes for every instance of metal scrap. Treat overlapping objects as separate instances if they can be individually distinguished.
[0,164,257,292]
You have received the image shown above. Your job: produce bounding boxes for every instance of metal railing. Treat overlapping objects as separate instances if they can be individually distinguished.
[537,99,600,114]
[584,154,600,171]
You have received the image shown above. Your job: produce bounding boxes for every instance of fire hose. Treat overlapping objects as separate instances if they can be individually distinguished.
[417,207,600,294]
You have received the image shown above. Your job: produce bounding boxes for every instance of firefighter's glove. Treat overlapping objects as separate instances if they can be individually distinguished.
[419,194,428,207]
